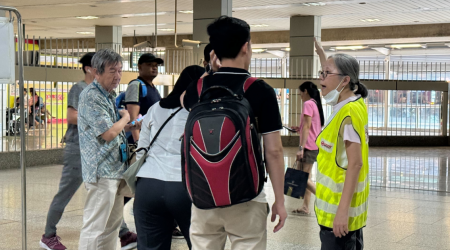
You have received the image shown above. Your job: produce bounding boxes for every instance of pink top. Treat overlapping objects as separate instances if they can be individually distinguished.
[299,100,322,150]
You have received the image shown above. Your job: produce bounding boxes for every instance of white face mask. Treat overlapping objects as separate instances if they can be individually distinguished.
[323,79,345,106]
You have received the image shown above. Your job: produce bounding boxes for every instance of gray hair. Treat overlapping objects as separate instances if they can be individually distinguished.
[91,49,123,75]
[328,53,368,98]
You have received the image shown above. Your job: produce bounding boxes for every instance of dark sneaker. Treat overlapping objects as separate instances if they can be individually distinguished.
[172,228,184,239]
[39,234,67,250]
[120,232,138,250]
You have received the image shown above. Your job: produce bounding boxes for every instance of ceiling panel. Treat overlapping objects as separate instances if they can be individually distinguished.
[5,0,450,39]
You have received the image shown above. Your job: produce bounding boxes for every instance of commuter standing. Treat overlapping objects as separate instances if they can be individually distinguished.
[315,39,369,249]
[77,49,139,250]
[293,81,324,215]
[133,66,204,250]
[39,52,138,250]
[124,53,163,144]
[182,16,287,250]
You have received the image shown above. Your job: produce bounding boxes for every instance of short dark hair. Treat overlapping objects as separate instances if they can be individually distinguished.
[79,52,95,74]
[23,88,27,93]
[207,16,251,61]
[204,44,213,63]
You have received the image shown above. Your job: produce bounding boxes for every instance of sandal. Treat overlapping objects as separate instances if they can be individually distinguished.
[292,208,310,215]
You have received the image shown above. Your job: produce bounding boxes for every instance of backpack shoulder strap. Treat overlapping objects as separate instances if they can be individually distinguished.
[243,77,259,93]
[197,78,204,98]
[130,79,148,98]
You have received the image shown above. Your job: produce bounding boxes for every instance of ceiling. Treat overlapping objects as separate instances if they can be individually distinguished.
[4,0,450,39]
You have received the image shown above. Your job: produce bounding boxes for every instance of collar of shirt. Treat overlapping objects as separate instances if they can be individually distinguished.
[216,67,251,75]
[138,76,155,87]
[324,94,361,128]
[93,80,117,99]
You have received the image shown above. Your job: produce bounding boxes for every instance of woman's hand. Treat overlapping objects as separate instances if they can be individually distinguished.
[296,150,304,161]
[333,206,349,238]
[209,50,222,72]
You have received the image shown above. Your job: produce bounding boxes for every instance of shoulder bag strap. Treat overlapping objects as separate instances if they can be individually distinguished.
[136,107,183,155]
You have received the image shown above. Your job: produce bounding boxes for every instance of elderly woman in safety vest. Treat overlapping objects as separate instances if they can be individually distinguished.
[315,41,369,249]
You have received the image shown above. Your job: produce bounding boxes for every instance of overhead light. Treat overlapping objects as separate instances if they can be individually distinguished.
[179,10,193,14]
[335,46,366,50]
[76,31,94,34]
[285,48,291,51]
[360,18,380,22]
[121,12,166,18]
[389,44,424,49]
[250,24,269,28]
[76,16,98,20]
[158,28,175,31]
[123,23,166,27]
[252,49,266,53]
[302,2,326,6]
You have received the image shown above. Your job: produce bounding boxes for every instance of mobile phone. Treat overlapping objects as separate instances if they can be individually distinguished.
[129,115,145,125]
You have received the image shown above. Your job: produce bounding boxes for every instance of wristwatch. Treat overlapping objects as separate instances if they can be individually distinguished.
[299,146,304,151]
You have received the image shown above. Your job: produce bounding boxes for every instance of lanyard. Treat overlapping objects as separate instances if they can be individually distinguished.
[93,82,121,122]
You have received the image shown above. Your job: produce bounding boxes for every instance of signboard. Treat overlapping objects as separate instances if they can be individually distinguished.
[0,17,15,84]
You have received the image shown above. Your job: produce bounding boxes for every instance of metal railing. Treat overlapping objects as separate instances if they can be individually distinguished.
[249,58,450,81]
[3,35,449,152]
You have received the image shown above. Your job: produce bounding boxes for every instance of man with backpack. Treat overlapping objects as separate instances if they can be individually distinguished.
[182,16,287,250]
[123,53,163,144]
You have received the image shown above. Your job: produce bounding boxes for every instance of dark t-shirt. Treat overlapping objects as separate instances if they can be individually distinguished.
[183,67,282,134]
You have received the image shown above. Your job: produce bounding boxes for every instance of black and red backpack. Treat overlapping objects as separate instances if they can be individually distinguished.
[181,76,265,209]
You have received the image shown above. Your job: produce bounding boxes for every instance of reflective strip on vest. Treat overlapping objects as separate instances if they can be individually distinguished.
[316,171,369,194]
[316,197,369,218]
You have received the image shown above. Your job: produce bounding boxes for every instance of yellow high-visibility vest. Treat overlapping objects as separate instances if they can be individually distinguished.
[314,97,369,231]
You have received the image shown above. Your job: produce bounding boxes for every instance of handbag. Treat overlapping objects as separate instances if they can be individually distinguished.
[284,159,310,199]
[122,107,183,194]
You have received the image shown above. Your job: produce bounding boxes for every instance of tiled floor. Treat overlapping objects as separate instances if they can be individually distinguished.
[2,147,450,249]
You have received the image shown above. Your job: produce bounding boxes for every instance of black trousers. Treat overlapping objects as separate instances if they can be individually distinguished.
[320,226,364,250]
[133,178,192,250]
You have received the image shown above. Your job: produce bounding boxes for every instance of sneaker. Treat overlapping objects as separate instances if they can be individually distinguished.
[39,234,67,250]
[172,228,184,239]
[120,232,138,250]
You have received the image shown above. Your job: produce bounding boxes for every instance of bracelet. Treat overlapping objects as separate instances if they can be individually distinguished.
[299,146,304,151]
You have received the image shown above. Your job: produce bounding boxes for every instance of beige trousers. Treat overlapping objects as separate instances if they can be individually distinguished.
[78,178,123,250]
[190,201,268,250]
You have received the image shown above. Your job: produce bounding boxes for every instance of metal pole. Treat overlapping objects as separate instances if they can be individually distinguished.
[155,0,157,48]
[1,6,27,250]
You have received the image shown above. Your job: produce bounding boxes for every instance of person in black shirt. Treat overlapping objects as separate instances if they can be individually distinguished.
[182,16,287,250]
[125,53,163,144]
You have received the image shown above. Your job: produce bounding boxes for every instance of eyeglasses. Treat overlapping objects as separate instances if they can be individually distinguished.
[319,70,346,79]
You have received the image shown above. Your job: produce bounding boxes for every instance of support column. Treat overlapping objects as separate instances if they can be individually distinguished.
[95,26,122,53]
[288,15,321,128]
[193,0,232,64]
[289,15,321,78]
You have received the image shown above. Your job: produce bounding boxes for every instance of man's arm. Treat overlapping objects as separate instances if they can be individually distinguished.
[126,104,140,141]
[262,131,287,233]
[67,107,78,125]
[100,109,130,142]
[124,81,142,141]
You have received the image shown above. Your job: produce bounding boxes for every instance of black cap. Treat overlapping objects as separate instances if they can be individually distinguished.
[138,53,164,65]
